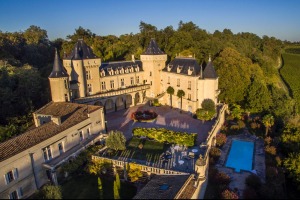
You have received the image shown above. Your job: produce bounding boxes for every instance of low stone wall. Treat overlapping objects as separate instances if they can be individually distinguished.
[91,155,189,175]
[92,104,228,199]
[195,103,228,199]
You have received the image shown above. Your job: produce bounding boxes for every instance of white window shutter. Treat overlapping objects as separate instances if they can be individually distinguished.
[18,187,23,198]
[4,174,8,185]
[13,168,18,179]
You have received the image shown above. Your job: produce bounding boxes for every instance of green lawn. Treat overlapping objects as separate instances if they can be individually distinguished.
[61,173,137,199]
[113,137,169,163]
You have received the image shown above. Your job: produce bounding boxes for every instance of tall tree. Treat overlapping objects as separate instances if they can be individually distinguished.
[246,78,272,112]
[214,47,253,105]
[113,180,120,199]
[196,99,216,121]
[177,90,185,111]
[98,177,103,199]
[105,130,126,151]
[262,114,274,137]
[115,173,121,191]
[23,25,48,45]
[166,86,175,108]
[39,185,62,199]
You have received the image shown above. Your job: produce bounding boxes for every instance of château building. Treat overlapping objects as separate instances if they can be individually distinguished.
[59,38,219,113]
[0,38,220,199]
[0,49,106,199]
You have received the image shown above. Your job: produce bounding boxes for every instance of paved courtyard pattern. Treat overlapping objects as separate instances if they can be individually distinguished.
[105,104,214,145]
[103,104,214,173]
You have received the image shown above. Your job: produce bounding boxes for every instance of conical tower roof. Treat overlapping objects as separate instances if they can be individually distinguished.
[49,49,68,78]
[203,56,218,79]
[142,38,165,55]
[66,39,97,60]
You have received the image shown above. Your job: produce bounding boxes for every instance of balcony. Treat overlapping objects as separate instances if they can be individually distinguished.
[42,133,106,170]
[75,84,150,103]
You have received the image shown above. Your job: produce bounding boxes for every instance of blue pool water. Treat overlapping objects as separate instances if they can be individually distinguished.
[225,140,254,172]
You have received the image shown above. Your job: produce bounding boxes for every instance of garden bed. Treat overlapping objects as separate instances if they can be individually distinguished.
[107,137,169,163]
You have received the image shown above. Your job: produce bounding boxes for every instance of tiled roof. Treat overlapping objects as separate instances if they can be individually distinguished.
[65,39,98,60]
[100,60,143,76]
[133,175,190,199]
[203,61,218,79]
[49,49,69,78]
[142,39,165,55]
[162,57,201,76]
[0,102,101,162]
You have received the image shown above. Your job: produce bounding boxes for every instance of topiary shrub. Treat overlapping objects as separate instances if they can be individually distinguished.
[209,147,221,160]
[245,174,261,190]
[237,119,245,129]
[275,156,282,166]
[213,171,231,185]
[216,133,227,147]
[221,189,239,199]
[264,136,272,145]
[265,145,276,155]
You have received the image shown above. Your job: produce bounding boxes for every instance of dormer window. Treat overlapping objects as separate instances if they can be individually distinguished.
[167,65,172,72]
[115,69,119,75]
[100,69,105,77]
[118,67,124,74]
[188,66,194,75]
[177,66,183,73]
[135,66,139,72]
[107,67,113,76]
[129,67,133,73]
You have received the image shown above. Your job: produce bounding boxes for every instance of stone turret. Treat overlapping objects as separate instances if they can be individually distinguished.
[48,49,70,102]
[140,39,167,97]
[62,39,101,98]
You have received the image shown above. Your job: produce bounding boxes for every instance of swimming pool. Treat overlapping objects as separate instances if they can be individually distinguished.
[225,139,254,172]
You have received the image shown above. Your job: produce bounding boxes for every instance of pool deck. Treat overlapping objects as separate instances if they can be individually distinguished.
[215,129,266,198]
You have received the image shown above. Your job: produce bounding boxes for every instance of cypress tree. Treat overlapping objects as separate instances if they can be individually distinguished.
[98,177,103,199]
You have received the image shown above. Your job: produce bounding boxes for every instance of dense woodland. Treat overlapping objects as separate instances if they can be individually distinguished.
[0,21,300,198]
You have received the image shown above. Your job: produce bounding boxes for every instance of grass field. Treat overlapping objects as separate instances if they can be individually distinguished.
[281,51,300,113]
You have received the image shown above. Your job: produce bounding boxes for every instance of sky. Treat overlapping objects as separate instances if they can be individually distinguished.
[0,0,299,42]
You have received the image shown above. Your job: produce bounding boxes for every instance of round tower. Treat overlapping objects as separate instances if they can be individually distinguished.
[48,49,70,102]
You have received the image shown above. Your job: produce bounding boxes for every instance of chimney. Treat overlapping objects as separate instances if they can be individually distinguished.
[132,55,135,63]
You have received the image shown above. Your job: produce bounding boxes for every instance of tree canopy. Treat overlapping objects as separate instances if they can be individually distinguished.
[105,130,126,151]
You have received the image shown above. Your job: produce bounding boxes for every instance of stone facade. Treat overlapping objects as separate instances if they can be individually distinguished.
[52,39,219,114]
[0,102,105,199]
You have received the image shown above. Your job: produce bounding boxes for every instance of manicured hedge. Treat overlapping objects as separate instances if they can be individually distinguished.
[132,127,196,146]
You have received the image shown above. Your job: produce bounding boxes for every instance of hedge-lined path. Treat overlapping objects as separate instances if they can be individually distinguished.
[105,104,215,145]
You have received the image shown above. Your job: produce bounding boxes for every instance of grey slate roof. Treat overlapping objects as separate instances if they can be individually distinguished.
[142,38,165,55]
[100,60,143,76]
[49,49,69,78]
[66,39,97,60]
[133,174,190,199]
[162,57,201,76]
[203,61,218,79]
